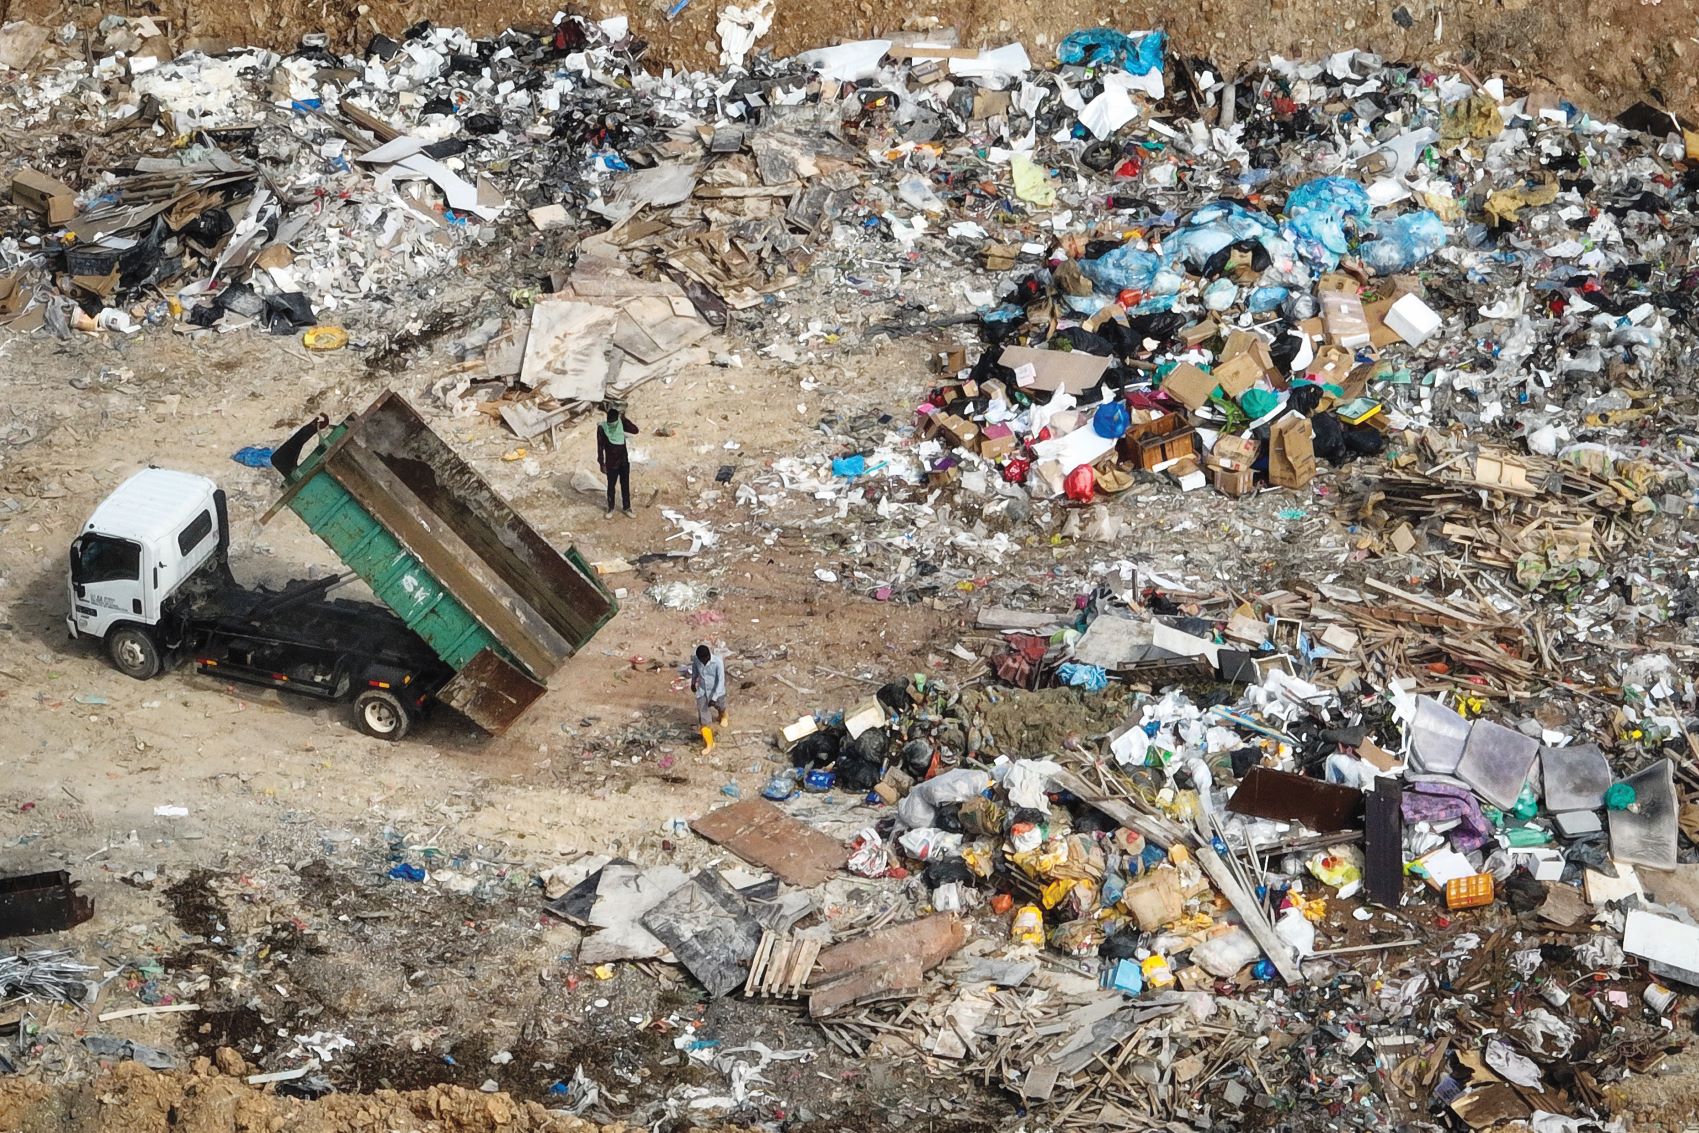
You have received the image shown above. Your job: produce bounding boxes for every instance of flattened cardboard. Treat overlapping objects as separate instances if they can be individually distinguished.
[996,346,1111,395]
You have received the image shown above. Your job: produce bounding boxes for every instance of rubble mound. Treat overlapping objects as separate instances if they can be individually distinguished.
[0,1060,697,1133]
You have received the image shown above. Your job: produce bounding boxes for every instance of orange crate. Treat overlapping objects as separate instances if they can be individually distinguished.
[1444,873,1495,910]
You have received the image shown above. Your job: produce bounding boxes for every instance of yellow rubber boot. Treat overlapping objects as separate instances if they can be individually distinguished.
[718,709,730,727]
[701,726,715,753]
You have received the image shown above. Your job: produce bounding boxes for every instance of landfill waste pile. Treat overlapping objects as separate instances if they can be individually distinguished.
[602,567,1699,1127]
[5,8,1699,1133]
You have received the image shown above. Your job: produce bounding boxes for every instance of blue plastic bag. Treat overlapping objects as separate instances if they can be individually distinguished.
[1093,400,1131,439]
[387,863,426,882]
[1058,28,1165,75]
[1359,210,1448,275]
[1058,662,1109,691]
[832,454,867,478]
[1080,244,1161,292]
[1247,285,1289,312]
[1283,177,1371,268]
[231,445,274,468]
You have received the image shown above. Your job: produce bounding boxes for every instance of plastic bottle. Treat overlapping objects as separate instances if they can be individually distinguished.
[1011,905,1044,945]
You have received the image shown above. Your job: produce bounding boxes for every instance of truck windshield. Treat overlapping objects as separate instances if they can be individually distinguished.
[73,535,142,584]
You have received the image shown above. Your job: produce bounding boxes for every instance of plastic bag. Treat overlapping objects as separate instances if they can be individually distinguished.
[1092,400,1131,438]
[1058,662,1108,691]
[1239,387,1279,420]
[1056,28,1164,75]
[1359,210,1447,275]
[1283,177,1371,268]
[1081,244,1161,293]
[1011,904,1044,944]
[1064,464,1096,503]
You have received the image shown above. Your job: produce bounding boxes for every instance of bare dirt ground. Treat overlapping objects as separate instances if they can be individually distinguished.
[0,304,1014,1129]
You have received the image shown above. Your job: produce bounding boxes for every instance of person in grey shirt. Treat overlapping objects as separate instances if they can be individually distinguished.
[691,644,727,752]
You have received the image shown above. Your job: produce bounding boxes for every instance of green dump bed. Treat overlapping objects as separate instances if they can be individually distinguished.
[270,391,618,733]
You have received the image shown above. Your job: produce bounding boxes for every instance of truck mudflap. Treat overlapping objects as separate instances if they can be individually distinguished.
[434,649,549,735]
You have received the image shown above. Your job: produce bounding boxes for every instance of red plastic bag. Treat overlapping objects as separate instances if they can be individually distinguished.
[1002,457,1031,484]
[1064,464,1096,503]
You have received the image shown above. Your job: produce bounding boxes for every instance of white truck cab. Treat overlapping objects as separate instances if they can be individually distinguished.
[67,468,225,678]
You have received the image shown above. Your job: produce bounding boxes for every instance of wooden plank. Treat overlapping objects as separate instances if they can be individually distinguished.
[1049,769,1181,849]
[690,799,848,888]
[1363,577,1492,625]
[1193,842,1305,985]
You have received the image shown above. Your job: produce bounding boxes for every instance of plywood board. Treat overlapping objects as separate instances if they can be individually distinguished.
[690,799,848,888]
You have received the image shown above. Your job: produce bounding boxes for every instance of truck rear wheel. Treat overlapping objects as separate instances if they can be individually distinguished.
[354,689,410,741]
[108,626,161,680]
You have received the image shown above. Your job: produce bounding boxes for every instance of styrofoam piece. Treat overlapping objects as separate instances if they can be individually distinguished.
[1540,743,1610,811]
[1385,293,1442,345]
[1608,759,1679,870]
[1455,718,1539,811]
[1408,696,1470,776]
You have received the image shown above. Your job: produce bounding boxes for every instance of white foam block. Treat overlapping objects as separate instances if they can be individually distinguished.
[1385,293,1442,346]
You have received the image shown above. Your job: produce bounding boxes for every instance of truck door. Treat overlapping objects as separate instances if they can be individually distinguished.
[69,534,146,638]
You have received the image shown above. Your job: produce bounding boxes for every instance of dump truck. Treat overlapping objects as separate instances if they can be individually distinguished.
[66,391,618,740]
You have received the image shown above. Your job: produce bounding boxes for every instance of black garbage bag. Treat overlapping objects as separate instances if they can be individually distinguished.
[264,291,317,334]
[215,281,266,318]
[1310,412,1350,465]
[1268,324,1302,375]
[1343,424,1387,457]
[899,738,933,779]
[1502,868,1546,914]
[924,858,976,888]
[835,756,882,792]
[179,207,234,247]
[1101,930,1142,960]
[185,303,222,328]
[1126,311,1188,344]
[1049,326,1116,356]
[789,730,839,769]
[1286,383,1325,416]
[845,726,891,766]
[876,680,912,713]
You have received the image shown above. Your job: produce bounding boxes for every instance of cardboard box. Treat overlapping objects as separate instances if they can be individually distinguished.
[978,422,1017,460]
[779,715,819,749]
[10,168,75,225]
[1220,329,1275,375]
[1179,318,1220,347]
[1163,455,1207,491]
[1212,464,1256,497]
[1210,433,1259,468]
[1268,415,1316,489]
[1161,363,1218,410]
[1211,352,1263,397]
[1306,344,1354,386]
[1321,288,1371,348]
[932,346,967,374]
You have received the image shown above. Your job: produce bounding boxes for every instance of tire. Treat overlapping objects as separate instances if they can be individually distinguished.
[107,626,162,680]
[354,689,410,741]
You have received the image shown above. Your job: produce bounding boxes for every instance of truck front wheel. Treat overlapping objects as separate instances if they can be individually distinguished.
[354,689,410,741]
[108,626,162,680]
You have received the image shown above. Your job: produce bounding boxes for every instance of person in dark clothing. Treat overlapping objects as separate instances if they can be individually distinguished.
[596,403,639,517]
